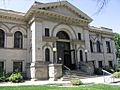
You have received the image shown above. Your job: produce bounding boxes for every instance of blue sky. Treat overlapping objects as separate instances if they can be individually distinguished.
[0,0,119,33]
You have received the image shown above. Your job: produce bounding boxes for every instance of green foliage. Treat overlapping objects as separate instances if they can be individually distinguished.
[113,72,120,78]
[114,33,120,58]
[94,68,103,75]
[70,79,83,85]
[0,75,6,82]
[114,64,120,72]
[9,72,23,83]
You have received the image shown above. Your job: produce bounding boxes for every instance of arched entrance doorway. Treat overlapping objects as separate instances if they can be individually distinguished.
[56,31,72,69]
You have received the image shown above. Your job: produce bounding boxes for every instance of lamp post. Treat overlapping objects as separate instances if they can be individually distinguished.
[85,49,88,63]
[53,47,57,64]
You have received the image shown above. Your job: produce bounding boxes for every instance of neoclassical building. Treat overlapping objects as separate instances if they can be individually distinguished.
[0,1,116,80]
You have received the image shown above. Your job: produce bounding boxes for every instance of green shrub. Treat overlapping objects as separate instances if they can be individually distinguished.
[70,79,83,85]
[94,68,103,75]
[114,65,120,72]
[9,72,23,83]
[0,76,6,82]
[113,72,120,78]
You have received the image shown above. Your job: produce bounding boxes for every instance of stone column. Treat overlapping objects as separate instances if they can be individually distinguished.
[49,64,62,81]
[30,20,49,80]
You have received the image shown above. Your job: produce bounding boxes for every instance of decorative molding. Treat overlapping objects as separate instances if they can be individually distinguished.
[6,33,13,36]
[51,23,77,39]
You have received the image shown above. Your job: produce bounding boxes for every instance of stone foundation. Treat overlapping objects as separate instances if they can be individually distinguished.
[30,62,49,80]
[49,64,62,81]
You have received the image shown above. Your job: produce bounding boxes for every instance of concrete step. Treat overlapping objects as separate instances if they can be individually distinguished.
[62,70,96,81]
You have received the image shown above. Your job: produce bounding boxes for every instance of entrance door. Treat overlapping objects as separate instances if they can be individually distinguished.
[56,31,72,69]
[57,41,72,69]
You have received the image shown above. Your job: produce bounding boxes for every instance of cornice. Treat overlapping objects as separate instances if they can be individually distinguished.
[26,9,89,26]
[32,1,93,23]
[89,29,114,36]
[0,9,26,23]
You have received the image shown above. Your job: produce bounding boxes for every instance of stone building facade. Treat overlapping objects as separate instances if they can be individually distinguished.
[0,1,116,80]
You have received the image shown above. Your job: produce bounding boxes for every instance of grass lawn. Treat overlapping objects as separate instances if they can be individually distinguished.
[0,84,120,90]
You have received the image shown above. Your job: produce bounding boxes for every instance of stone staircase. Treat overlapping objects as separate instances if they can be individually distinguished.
[61,70,96,81]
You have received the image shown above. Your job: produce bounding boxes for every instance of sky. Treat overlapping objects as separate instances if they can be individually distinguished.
[0,0,119,33]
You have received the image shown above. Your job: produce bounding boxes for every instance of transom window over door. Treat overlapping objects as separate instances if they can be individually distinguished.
[56,31,70,40]
[0,29,5,48]
[14,31,23,48]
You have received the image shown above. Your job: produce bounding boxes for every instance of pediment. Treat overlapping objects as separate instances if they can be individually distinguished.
[33,1,93,23]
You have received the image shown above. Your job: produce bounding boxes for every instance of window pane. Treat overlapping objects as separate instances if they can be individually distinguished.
[106,41,111,53]
[14,31,23,48]
[96,41,101,53]
[90,40,93,52]
[109,61,113,67]
[0,62,4,75]
[45,48,50,62]
[98,61,102,68]
[45,28,49,37]
[56,31,70,40]
[78,33,81,40]
[13,62,23,72]
[80,50,83,61]
[0,30,5,48]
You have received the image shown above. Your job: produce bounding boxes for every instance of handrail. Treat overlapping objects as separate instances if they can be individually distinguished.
[102,69,114,83]
[63,65,71,71]
[102,69,112,75]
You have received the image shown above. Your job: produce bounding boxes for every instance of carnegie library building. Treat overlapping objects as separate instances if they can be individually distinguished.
[0,1,116,80]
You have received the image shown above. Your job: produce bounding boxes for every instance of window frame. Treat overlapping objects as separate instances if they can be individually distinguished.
[79,50,83,61]
[45,48,50,62]
[0,29,5,48]
[13,61,23,72]
[78,33,81,40]
[106,41,111,53]
[45,28,50,37]
[0,61,4,75]
[98,61,103,68]
[14,31,23,49]
[96,40,102,53]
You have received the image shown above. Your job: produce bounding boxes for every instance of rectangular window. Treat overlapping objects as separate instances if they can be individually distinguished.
[45,28,49,37]
[78,33,81,40]
[13,61,23,72]
[108,61,113,67]
[98,61,103,68]
[0,62,4,75]
[106,41,111,53]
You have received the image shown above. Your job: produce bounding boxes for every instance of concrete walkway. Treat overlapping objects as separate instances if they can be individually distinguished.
[0,75,120,86]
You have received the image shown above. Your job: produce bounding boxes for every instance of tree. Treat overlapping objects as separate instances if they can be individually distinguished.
[95,0,110,13]
[114,33,120,60]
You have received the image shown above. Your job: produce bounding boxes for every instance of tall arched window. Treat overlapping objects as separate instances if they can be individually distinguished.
[90,40,93,52]
[96,40,101,53]
[45,48,50,62]
[14,31,23,48]
[80,50,83,61]
[0,29,5,48]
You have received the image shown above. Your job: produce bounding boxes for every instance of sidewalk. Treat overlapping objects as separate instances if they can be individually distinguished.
[0,75,120,86]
